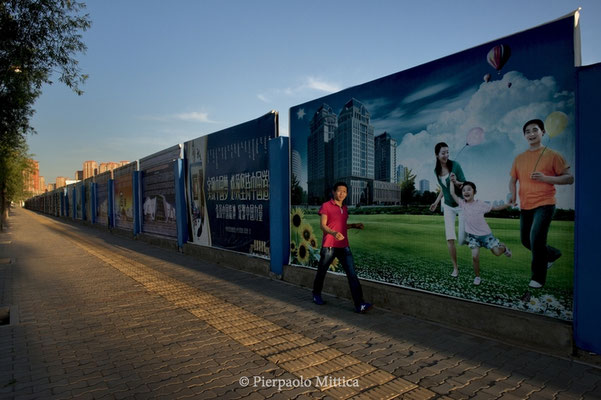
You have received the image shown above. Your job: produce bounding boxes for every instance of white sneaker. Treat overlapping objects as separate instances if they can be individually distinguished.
[504,248,512,258]
[528,280,543,288]
[473,277,481,285]
[451,269,458,277]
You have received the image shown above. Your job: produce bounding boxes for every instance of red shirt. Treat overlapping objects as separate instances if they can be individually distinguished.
[319,199,349,248]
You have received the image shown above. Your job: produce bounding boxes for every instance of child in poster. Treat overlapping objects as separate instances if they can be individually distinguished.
[450,180,513,285]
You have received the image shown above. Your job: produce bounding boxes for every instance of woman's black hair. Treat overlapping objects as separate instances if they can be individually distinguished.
[434,142,454,177]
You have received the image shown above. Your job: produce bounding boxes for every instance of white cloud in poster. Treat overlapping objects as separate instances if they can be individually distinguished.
[402,82,454,104]
[396,71,575,209]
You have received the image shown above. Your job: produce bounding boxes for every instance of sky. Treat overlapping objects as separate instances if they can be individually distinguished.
[29,0,601,185]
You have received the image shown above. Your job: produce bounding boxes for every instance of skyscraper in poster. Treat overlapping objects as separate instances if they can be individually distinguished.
[333,98,374,206]
[307,104,337,203]
[374,132,397,183]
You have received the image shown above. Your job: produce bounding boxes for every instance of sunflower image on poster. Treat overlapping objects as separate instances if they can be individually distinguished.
[290,207,340,272]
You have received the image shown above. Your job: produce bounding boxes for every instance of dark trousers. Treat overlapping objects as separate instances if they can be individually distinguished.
[520,205,561,285]
[313,247,364,308]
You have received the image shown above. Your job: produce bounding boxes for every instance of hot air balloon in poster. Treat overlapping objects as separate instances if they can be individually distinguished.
[487,44,511,74]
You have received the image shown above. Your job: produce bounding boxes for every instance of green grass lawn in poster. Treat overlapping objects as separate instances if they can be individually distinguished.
[291,210,573,320]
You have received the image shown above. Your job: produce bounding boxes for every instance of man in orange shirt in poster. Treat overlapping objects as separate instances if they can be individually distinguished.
[509,119,574,289]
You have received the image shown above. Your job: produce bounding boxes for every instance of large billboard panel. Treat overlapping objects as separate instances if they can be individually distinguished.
[289,15,578,320]
[140,145,181,238]
[75,182,83,219]
[84,178,93,221]
[113,163,135,231]
[95,170,112,226]
[185,112,278,256]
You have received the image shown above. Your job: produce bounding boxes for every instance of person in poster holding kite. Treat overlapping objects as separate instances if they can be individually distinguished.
[430,142,467,278]
[509,118,574,289]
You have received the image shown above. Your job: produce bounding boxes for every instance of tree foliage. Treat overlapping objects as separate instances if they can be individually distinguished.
[400,167,416,205]
[0,0,90,225]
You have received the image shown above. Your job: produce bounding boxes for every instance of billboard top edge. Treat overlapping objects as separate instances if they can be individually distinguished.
[139,144,183,164]
[183,110,279,145]
[288,11,579,110]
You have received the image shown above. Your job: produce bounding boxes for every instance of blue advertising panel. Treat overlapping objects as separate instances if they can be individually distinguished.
[184,111,278,256]
[289,14,578,320]
[140,145,181,238]
[574,63,601,353]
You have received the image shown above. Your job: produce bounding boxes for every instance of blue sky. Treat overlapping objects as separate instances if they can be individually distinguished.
[29,0,601,185]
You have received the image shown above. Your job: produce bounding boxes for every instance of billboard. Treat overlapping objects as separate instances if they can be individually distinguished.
[95,170,111,226]
[289,15,578,320]
[184,111,278,256]
[84,177,93,221]
[140,145,181,238]
[75,182,83,219]
[113,163,135,231]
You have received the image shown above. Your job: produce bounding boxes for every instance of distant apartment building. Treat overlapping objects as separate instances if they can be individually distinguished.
[307,104,337,203]
[39,176,45,192]
[56,177,67,188]
[119,161,129,166]
[83,160,98,179]
[419,179,430,193]
[75,170,83,180]
[374,132,397,183]
[23,159,40,195]
[46,183,56,192]
[98,162,121,173]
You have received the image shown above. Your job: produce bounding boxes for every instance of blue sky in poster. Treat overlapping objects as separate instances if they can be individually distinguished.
[290,15,577,209]
[27,1,601,187]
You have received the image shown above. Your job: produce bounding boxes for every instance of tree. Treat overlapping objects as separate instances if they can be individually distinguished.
[0,140,33,229]
[290,173,306,205]
[400,167,417,205]
[1,0,90,227]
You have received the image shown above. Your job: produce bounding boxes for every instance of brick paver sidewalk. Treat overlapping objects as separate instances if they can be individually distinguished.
[1,208,600,399]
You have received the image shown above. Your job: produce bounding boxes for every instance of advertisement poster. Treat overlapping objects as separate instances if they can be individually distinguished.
[185,112,278,256]
[113,163,135,231]
[140,145,181,238]
[95,170,111,226]
[65,186,71,217]
[75,182,83,220]
[84,178,92,221]
[289,15,578,320]
[184,136,210,246]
